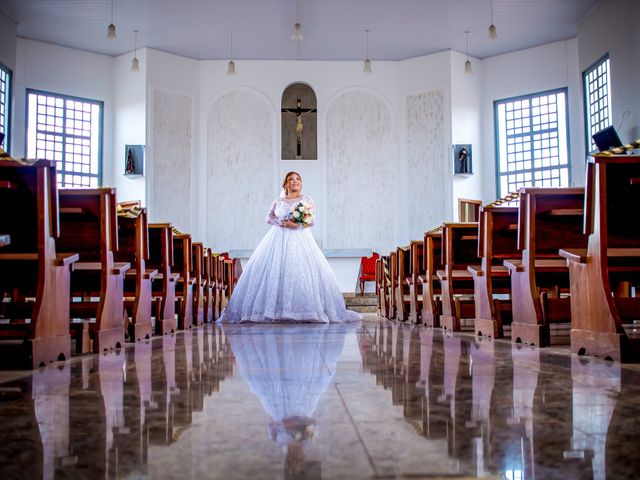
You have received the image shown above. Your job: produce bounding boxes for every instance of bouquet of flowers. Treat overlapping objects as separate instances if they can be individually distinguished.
[289,200,314,226]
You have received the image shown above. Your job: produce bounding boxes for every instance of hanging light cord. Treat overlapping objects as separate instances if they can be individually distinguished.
[366,29,370,59]
[465,30,469,58]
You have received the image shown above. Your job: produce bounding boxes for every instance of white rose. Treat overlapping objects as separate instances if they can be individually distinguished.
[293,211,300,218]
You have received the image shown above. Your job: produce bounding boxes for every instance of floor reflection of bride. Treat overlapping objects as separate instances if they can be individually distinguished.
[224,324,354,479]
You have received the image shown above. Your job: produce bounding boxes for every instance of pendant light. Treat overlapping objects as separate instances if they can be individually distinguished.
[488,0,498,40]
[106,0,116,39]
[131,30,140,72]
[227,31,236,75]
[363,29,372,73]
[291,0,303,41]
[464,31,473,74]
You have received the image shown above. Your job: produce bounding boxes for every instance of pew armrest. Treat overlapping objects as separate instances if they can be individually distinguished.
[74,261,131,275]
[144,268,159,280]
[559,248,587,263]
[503,259,524,272]
[55,253,80,266]
[467,265,483,277]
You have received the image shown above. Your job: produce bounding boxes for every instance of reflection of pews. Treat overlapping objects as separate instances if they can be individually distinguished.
[568,356,620,480]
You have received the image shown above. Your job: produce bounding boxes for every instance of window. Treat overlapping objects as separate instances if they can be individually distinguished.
[583,55,612,153]
[26,89,102,188]
[0,63,11,151]
[494,88,569,196]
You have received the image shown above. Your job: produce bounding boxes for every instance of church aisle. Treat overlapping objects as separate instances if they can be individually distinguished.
[1,317,640,479]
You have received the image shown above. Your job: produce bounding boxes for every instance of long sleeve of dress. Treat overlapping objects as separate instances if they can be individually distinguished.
[266,200,283,226]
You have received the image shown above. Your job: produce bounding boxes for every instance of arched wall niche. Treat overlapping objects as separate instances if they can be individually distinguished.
[281,82,317,160]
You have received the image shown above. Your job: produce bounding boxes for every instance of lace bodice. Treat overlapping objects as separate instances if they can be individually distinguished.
[266,195,315,228]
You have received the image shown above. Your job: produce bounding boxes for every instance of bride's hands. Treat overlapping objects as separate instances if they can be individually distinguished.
[282,220,299,229]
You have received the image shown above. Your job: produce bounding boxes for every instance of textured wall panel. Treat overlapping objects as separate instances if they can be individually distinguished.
[326,91,395,252]
[207,91,273,251]
[406,90,446,238]
[152,90,192,232]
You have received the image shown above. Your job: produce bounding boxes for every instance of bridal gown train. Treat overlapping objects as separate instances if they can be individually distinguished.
[218,195,361,324]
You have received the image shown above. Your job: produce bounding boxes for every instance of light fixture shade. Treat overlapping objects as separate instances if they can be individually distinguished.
[131,56,140,72]
[464,59,473,74]
[227,59,236,75]
[291,22,303,41]
[107,23,116,39]
[363,58,372,73]
[488,23,497,40]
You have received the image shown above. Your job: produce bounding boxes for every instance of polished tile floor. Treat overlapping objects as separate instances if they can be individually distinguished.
[1,316,640,479]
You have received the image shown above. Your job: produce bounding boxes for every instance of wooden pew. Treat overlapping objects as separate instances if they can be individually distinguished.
[408,240,424,323]
[213,253,227,319]
[560,155,640,361]
[469,205,519,339]
[458,198,482,222]
[58,188,129,353]
[377,255,392,318]
[191,242,205,326]
[437,222,479,332]
[388,251,398,320]
[394,245,411,321]
[418,229,443,327]
[504,187,587,347]
[0,160,78,368]
[375,257,383,315]
[203,247,214,324]
[116,203,155,342]
[172,231,194,330]
[147,223,178,335]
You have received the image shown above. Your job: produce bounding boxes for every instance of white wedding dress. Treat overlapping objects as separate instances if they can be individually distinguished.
[218,195,361,324]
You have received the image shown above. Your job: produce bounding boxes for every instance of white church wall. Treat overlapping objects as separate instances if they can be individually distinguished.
[578,0,640,145]
[112,50,146,205]
[149,89,193,233]
[396,51,453,240]
[325,88,395,253]
[12,39,114,181]
[481,39,583,201]
[206,89,275,251]
[450,50,484,218]
[145,49,200,236]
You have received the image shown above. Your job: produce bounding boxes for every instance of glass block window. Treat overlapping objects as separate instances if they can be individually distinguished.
[583,55,612,153]
[0,64,11,151]
[26,89,102,188]
[495,89,569,196]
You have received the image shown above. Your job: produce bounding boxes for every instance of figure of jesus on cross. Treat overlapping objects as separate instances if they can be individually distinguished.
[282,98,316,159]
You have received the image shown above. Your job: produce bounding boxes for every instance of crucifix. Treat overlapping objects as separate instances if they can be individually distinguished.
[282,98,316,159]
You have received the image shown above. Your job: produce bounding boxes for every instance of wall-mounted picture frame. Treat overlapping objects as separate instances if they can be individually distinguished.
[453,144,472,176]
[124,144,144,177]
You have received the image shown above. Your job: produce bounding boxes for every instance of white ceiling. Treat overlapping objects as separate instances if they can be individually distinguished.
[0,0,600,61]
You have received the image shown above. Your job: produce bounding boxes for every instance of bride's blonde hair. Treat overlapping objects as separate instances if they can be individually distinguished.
[282,171,302,195]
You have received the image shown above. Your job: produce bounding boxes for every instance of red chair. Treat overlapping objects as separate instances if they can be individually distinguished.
[358,252,379,295]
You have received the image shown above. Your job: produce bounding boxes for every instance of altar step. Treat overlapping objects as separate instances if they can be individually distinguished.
[344,293,378,313]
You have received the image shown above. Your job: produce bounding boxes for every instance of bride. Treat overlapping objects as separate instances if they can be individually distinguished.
[218,171,361,324]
